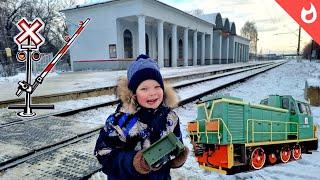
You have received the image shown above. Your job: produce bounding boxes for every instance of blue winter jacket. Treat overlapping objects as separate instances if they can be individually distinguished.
[94,105,183,180]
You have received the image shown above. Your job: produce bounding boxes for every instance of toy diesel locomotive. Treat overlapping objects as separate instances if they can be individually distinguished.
[187,95,318,174]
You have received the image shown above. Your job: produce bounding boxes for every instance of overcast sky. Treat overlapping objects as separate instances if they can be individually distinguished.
[81,0,313,54]
[160,0,312,54]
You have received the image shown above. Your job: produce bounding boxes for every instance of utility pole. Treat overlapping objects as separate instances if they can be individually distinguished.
[309,40,314,62]
[297,26,301,56]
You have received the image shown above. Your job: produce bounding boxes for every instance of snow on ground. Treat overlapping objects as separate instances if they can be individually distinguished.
[172,59,320,180]
[0,62,266,101]
[90,60,320,179]
[0,94,117,121]
[2,59,320,179]
[0,72,59,84]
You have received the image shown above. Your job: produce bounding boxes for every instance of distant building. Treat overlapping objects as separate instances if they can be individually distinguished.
[62,0,250,71]
[258,53,282,60]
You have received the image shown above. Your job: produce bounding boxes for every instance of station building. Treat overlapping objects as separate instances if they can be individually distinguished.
[62,0,250,71]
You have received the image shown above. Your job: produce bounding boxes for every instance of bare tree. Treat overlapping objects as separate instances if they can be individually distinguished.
[302,40,319,60]
[0,0,26,76]
[0,0,76,76]
[241,21,258,59]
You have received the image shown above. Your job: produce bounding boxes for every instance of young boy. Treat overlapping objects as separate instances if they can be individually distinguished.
[94,54,189,179]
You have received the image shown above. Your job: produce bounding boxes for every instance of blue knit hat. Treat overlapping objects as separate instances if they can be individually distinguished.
[127,54,164,93]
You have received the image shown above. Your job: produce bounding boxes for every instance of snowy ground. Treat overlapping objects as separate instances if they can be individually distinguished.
[2,59,320,179]
[0,61,268,101]
[172,59,320,180]
[86,60,320,179]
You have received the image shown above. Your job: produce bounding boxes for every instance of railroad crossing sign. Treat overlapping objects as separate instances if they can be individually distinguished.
[14,18,45,51]
[8,17,90,117]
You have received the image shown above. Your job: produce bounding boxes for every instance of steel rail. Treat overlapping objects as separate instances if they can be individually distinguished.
[0,62,281,128]
[0,61,285,176]
[0,61,276,108]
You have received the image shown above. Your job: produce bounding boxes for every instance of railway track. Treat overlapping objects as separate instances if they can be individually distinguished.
[0,61,275,108]
[0,61,286,179]
[1,61,280,127]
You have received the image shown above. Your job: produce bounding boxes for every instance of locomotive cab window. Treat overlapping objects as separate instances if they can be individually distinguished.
[298,102,311,115]
[281,98,289,110]
[305,104,312,115]
[290,102,296,114]
[298,102,310,115]
[260,99,268,105]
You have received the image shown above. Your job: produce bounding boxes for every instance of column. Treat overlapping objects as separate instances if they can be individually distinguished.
[172,24,177,67]
[226,36,229,63]
[209,34,213,65]
[243,45,245,62]
[183,27,189,66]
[239,44,241,62]
[138,15,146,55]
[234,42,237,63]
[241,44,244,62]
[219,35,222,64]
[245,46,247,62]
[238,43,241,62]
[248,46,250,61]
[157,20,164,67]
[201,33,205,65]
[193,30,197,66]
[232,39,236,63]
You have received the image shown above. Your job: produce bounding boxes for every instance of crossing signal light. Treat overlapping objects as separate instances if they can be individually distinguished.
[31,51,41,61]
[17,51,26,62]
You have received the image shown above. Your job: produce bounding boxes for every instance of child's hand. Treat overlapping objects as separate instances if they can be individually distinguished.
[133,151,151,174]
[170,146,189,168]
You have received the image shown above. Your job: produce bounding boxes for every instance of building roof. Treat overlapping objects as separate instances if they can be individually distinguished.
[61,0,214,26]
[199,13,223,30]
[222,18,230,32]
[230,22,236,35]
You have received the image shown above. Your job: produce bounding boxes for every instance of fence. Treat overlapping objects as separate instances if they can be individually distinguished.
[32,53,71,75]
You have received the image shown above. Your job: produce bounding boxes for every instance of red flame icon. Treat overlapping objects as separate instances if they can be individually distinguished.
[275,0,320,45]
[301,3,317,24]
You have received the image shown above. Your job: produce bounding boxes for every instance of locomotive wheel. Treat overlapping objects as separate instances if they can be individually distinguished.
[250,147,266,169]
[280,147,291,163]
[268,153,277,165]
[292,144,301,160]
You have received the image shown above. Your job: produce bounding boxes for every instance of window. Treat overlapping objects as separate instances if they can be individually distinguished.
[124,29,133,58]
[298,102,309,115]
[305,104,312,115]
[260,99,268,105]
[179,39,183,59]
[290,102,296,114]
[298,103,304,114]
[281,98,289,110]
[145,34,149,56]
[109,44,117,58]
[156,38,158,58]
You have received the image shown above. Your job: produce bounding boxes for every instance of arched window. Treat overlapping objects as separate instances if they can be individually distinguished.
[178,39,183,59]
[124,29,133,58]
[145,34,149,56]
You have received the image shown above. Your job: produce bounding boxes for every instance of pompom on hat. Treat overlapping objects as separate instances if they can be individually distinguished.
[127,54,164,93]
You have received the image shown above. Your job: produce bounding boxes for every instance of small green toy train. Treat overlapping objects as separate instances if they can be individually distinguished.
[143,132,184,168]
[188,95,318,174]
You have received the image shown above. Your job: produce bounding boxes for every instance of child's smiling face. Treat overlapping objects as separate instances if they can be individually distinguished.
[135,79,164,109]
